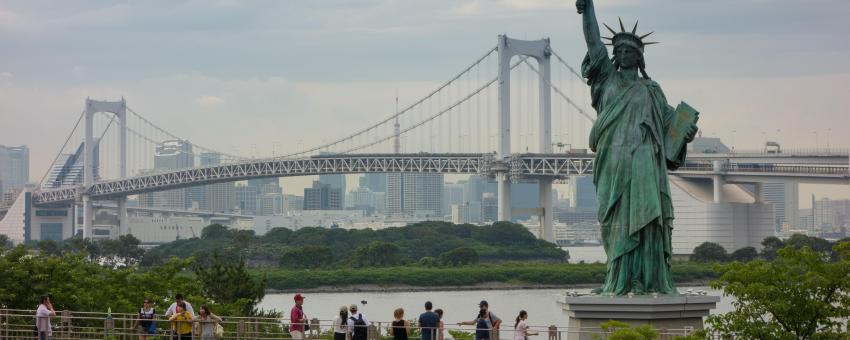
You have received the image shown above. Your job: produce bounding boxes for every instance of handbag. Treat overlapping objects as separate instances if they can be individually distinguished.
[214,323,224,339]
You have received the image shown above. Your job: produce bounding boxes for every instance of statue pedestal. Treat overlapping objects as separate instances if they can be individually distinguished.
[560,295,720,340]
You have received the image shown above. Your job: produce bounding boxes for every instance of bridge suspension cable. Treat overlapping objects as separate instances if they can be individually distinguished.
[37,110,85,188]
[277,46,499,158]
[521,58,596,123]
[338,56,531,154]
[125,106,245,161]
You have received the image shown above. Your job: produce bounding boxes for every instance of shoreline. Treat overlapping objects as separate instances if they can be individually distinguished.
[266,280,714,294]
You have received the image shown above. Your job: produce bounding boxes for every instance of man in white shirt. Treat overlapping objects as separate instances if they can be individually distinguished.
[164,293,195,317]
[36,295,56,340]
[346,304,371,340]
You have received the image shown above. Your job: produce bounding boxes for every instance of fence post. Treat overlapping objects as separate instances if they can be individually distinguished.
[309,317,320,339]
[548,325,557,340]
[61,310,71,339]
[237,320,246,340]
[367,323,378,340]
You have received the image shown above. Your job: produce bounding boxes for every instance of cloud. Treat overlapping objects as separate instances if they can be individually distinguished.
[195,95,224,106]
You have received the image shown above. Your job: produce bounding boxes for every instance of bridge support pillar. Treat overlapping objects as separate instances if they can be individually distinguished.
[497,175,512,221]
[117,197,127,237]
[753,183,763,203]
[539,178,554,242]
[82,195,93,238]
[712,160,725,203]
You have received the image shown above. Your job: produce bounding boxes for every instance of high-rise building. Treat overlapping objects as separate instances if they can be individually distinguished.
[318,153,347,207]
[386,173,404,214]
[760,183,799,231]
[235,183,259,215]
[284,194,304,212]
[349,187,377,214]
[304,181,342,210]
[443,183,465,215]
[812,196,848,234]
[0,145,29,196]
[571,176,598,211]
[258,192,285,216]
[405,173,444,216]
[194,150,238,211]
[463,175,487,204]
[482,192,497,221]
[41,142,98,189]
[152,140,193,210]
[359,174,387,193]
[387,173,443,216]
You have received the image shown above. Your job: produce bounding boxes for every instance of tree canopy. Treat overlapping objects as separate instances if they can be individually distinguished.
[707,241,850,339]
[152,221,568,268]
[690,242,728,263]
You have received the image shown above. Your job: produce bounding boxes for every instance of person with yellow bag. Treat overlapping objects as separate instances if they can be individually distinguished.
[194,305,224,340]
[168,302,194,340]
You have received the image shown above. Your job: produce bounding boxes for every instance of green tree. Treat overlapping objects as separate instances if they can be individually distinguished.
[99,234,145,266]
[280,245,334,268]
[689,242,727,263]
[194,253,266,316]
[37,240,63,256]
[439,247,479,266]
[760,236,785,260]
[352,241,403,267]
[592,320,658,340]
[201,224,230,239]
[706,242,850,339]
[418,256,439,267]
[728,246,758,262]
[0,234,12,251]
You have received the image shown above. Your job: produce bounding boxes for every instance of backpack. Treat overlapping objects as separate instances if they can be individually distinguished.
[475,316,492,340]
[350,314,368,339]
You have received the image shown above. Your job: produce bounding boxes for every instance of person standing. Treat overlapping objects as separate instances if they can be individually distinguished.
[458,301,501,340]
[390,308,409,340]
[35,295,56,340]
[168,302,194,340]
[417,301,440,340]
[347,304,370,340]
[333,306,350,340]
[513,311,537,340]
[132,298,157,340]
[290,293,307,340]
[194,305,222,340]
[165,294,195,317]
[434,309,445,340]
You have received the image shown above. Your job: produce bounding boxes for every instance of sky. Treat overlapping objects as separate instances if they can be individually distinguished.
[0,0,848,205]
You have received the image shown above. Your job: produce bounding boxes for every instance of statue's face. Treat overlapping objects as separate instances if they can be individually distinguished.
[614,45,640,69]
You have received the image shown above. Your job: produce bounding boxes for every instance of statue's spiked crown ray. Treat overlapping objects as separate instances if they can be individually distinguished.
[602,17,658,51]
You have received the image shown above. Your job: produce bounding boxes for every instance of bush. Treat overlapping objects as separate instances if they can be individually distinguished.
[280,245,334,269]
[729,247,758,262]
[690,242,727,263]
[439,247,479,266]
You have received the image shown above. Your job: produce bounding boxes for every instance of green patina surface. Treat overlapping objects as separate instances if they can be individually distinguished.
[577,0,699,295]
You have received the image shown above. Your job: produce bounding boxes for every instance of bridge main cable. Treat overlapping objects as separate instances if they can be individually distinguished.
[278,46,499,158]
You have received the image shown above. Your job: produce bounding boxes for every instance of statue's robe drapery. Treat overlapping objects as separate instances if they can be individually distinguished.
[583,44,686,295]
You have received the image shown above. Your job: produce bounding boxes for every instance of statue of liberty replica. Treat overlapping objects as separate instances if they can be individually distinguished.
[576,0,699,295]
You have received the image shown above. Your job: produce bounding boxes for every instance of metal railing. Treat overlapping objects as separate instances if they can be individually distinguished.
[0,308,712,340]
[676,163,849,176]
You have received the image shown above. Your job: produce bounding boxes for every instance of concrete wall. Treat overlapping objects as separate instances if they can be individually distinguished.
[670,177,775,255]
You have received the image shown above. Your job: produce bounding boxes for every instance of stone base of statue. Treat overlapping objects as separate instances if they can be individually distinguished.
[559,295,720,340]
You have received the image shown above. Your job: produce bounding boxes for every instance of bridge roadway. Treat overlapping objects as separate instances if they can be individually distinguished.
[31,152,850,205]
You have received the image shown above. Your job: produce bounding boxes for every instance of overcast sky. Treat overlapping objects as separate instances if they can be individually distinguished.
[1,0,848,204]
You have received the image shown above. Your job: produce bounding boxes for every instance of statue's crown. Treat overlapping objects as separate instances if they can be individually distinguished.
[603,17,658,52]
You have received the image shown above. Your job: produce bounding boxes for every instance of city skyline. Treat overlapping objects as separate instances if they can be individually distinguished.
[0,0,848,203]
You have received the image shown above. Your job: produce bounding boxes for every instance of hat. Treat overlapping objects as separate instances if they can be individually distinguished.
[479,300,488,307]
[294,293,305,301]
[349,304,358,312]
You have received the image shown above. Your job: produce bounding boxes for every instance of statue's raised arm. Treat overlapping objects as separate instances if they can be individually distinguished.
[576,0,604,52]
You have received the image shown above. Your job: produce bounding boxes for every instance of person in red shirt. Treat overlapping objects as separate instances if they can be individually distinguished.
[290,294,307,340]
